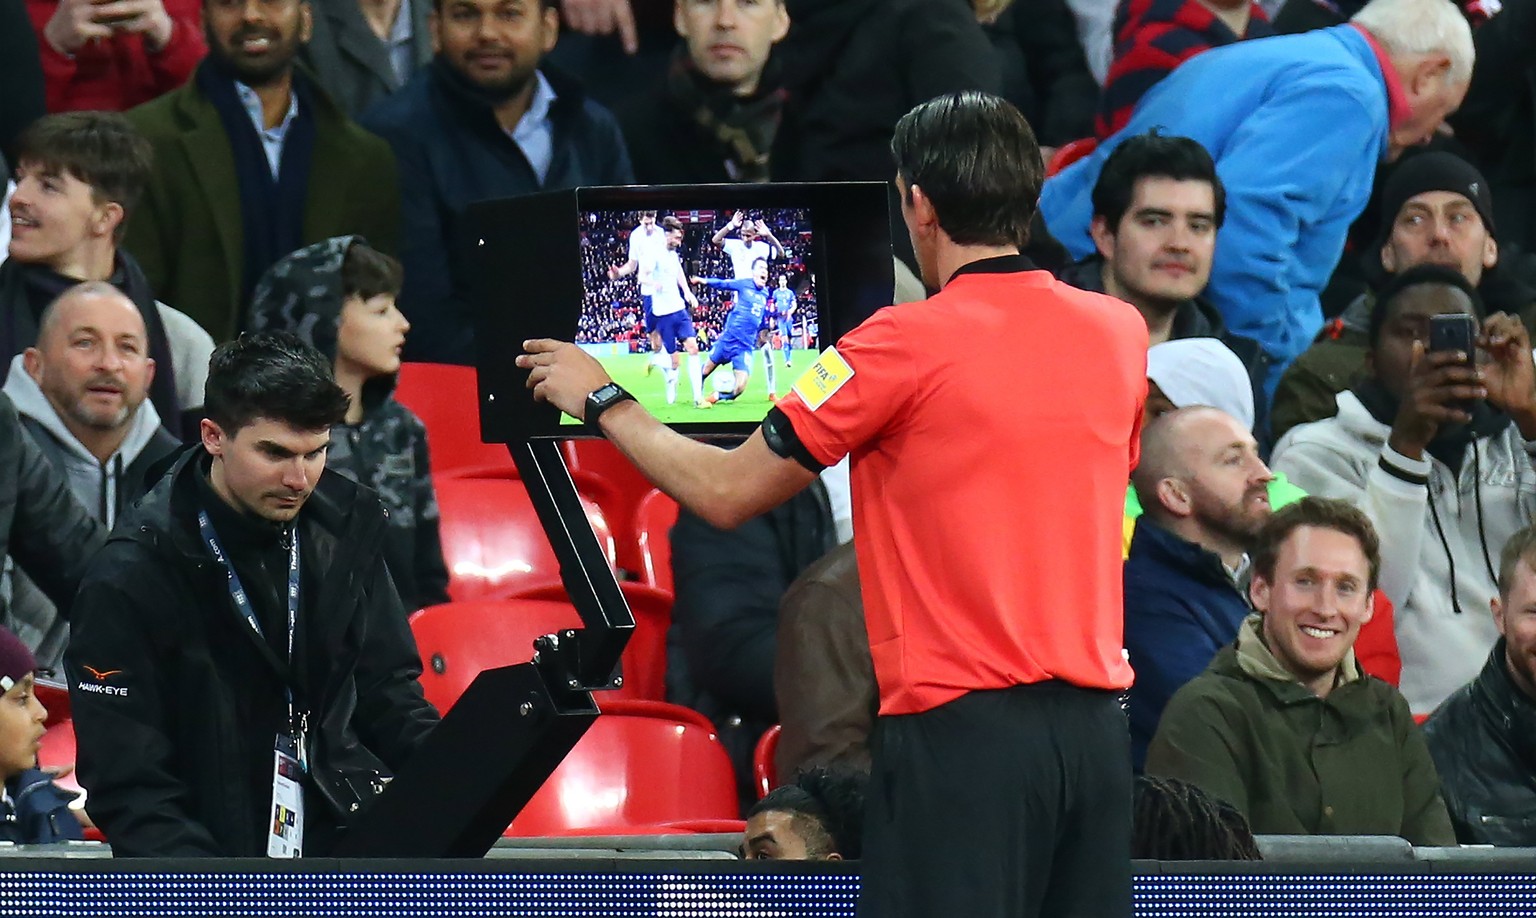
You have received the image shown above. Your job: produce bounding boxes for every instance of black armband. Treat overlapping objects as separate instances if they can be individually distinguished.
[762,407,827,473]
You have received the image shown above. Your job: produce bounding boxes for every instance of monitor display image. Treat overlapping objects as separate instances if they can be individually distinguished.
[465,183,893,441]
[573,207,820,425]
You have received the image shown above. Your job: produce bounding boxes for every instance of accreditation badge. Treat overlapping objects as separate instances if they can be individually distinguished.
[267,734,305,858]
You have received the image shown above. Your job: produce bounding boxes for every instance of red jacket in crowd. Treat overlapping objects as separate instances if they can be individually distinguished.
[27,0,205,113]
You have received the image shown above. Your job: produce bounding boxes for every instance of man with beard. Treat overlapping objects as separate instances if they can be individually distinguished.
[361,0,633,365]
[1272,264,1536,717]
[1,284,179,671]
[1124,406,1274,770]
[122,0,402,342]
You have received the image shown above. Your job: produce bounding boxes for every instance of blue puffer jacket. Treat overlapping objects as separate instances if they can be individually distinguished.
[1123,519,1252,771]
[0,769,83,845]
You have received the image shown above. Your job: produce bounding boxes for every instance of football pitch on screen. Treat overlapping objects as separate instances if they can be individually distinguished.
[572,351,820,425]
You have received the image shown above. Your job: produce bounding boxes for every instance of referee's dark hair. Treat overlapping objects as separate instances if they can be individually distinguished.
[1133,775,1262,861]
[891,91,1042,249]
[747,766,867,859]
[204,331,351,435]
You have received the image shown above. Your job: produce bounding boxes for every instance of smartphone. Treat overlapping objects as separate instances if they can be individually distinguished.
[1429,313,1477,362]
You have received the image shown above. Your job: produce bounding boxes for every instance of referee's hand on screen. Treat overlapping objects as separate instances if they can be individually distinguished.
[518,339,613,422]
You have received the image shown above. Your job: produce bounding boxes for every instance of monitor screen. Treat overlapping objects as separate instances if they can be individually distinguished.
[466,183,893,442]
[571,207,821,426]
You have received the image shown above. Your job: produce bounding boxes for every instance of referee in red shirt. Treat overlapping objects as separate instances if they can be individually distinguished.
[520,91,1148,918]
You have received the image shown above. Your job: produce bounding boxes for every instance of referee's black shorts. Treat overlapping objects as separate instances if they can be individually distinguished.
[858,681,1132,918]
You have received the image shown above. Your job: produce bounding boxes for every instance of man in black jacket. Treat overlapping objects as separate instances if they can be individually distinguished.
[1059,130,1268,430]
[66,332,438,857]
[361,0,633,365]
[1424,523,1536,846]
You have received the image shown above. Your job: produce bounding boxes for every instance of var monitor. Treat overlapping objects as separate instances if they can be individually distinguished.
[466,183,894,441]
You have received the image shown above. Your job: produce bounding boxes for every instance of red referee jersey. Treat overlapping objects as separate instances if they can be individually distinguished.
[776,261,1147,715]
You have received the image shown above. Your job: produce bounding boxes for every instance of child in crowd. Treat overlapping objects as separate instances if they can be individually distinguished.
[0,628,82,844]
[247,237,450,612]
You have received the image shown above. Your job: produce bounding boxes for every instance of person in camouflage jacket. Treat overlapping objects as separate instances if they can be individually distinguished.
[246,236,449,611]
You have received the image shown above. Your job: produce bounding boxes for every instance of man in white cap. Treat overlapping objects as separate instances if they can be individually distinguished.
[1145,338,1256,432]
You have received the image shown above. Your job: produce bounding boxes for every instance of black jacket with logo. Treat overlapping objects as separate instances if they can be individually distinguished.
[1423,640,1536,846]
[65,449,439,857]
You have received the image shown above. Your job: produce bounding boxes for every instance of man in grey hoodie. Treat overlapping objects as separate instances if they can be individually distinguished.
[2,282,179,668]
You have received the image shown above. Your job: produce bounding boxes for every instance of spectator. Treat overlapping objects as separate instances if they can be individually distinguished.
[302,0,433,117]
[773,541,875,779]
[2,284,180,671]
[982,0,1099,155]
[1423,523,1536,846]
[66,331,439,857]
[1040,0,1476,397]
[247,237,450,613]
[1132,775,1262,860]
[1272,266,1536,715]
[361,0,633,365]
[0,0,47,165]
[124,0,402,343]
[1094,0,1272,140]
[614,0,790,184]
[1449,0,1535,256]
[669,482,835,801]
[28,0,204,113]
[1125,406,1273,770]
[1271,151,1536,441]
[2,112,210,434]
[1059,131,1267,413]
[0,392,105,665]
[0,627,85,844]
[743,765,865,861]
[520,91,1148,918]
[1146,497,1456,844]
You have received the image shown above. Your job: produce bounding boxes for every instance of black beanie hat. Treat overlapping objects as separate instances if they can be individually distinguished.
[1375,151,1497,246]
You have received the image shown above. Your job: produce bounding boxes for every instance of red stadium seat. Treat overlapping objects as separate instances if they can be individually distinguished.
[562,441,656,573]
[515,582,672,701]
[393,363,514,473]
[411,590,669,711]
[1046,137,1098,177]
[35,680,70,727]
[1356,590,1402,688]
[753,723,781,799]
[507,699,739,836]
[433,476,616,602]
[634,489,679,594]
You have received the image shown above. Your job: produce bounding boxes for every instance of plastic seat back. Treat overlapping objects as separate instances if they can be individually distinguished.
[514,582,672,701]
[507,700,738,835]
[633,489,679,595]
[434,476,615,602]
[753,723,781,799]
[409,598,583,714]
[393,363,514,473]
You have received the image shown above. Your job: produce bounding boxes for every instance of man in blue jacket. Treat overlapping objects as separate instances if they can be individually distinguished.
[1040,0,1474,398]
[361,0,633,365]
[1125,405,1274,769]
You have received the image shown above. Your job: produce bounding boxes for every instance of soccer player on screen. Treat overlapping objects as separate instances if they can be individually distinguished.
[648,217,708,406]
[772,275,798,370]
[693,257,773,404]
[713,212,785,394]
[608,211,671,372]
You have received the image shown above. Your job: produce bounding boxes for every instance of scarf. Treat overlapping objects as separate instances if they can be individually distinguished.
[664,46,786,183]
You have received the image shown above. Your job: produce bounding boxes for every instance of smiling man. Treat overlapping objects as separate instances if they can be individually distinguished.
[361,0,633,365]
[1145,496,1455,845]
[66,331,439,857]
[122,0,402,343]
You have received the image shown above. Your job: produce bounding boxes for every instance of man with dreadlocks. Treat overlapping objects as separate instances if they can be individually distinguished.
[1132,775,1261,860]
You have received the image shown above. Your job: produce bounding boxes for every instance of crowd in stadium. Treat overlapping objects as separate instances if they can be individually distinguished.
[0,0,1534,902]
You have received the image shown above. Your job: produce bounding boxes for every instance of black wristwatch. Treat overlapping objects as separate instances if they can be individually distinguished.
[585,382,636,431]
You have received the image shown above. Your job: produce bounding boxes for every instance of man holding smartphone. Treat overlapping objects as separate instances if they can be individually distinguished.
[28,0,205,112]
[1272,263,1536,717]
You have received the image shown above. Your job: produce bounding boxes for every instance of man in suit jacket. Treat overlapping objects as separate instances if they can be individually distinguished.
[302,0,433,117]
[123,0,401,342]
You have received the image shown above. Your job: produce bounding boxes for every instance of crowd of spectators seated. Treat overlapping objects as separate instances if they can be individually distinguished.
[0,0,1534,859]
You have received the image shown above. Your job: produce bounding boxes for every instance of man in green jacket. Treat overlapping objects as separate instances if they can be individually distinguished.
[122,0,401,342]
[1146,496,1455,846]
